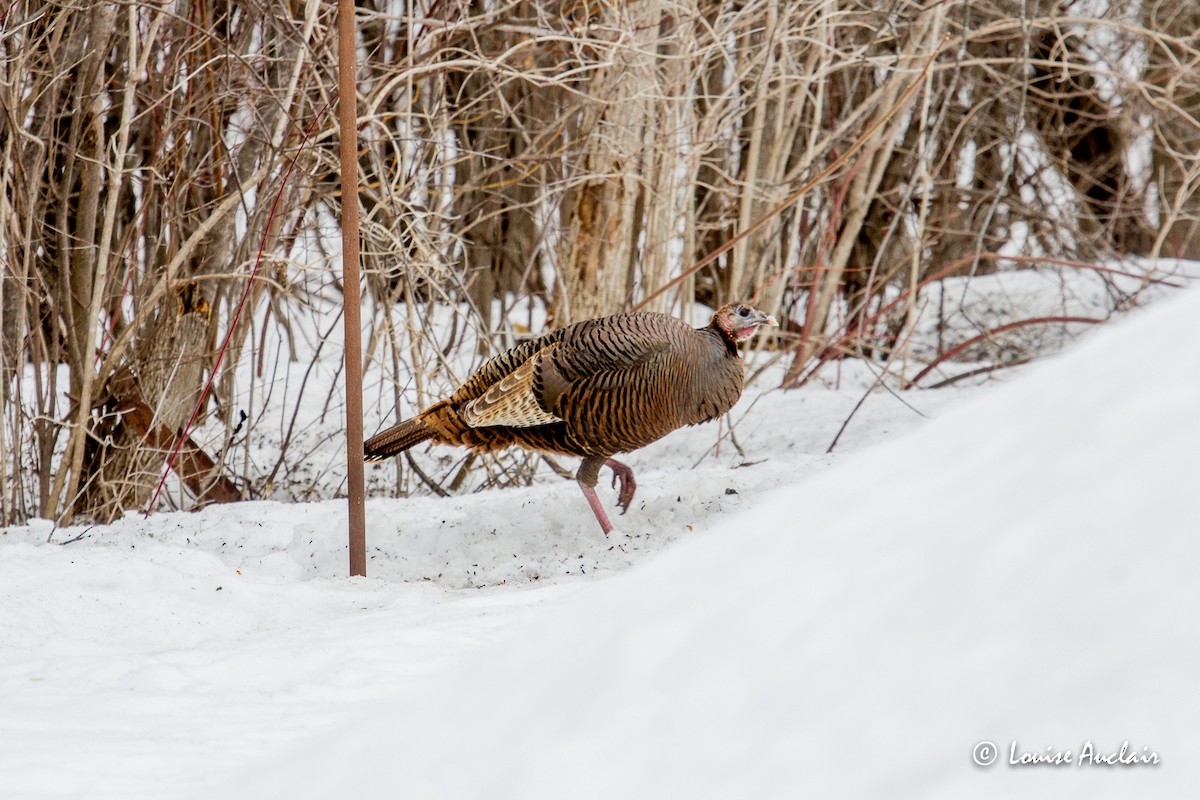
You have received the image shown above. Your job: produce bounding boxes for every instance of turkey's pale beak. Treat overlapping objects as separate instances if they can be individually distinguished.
[751,311,778,328]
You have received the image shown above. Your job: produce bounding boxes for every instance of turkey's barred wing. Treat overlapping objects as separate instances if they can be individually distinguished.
[460,346,563,428]
[449,329,565,405]
[450,313,680,438]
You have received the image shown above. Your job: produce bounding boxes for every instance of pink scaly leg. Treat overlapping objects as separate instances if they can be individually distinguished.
[576,454,638,536]
[578,482,614,536]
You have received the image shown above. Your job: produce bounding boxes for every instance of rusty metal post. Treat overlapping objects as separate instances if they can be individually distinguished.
[339,0,367,577]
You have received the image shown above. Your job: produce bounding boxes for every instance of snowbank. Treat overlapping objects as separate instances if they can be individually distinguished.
[224,287,1200,799]
[0,346,961,797]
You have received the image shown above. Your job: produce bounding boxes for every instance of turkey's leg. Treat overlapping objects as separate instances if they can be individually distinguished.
[576,455,639,535]
[578,482,614,536]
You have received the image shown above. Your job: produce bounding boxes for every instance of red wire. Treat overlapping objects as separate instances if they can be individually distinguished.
[144,98,335,516]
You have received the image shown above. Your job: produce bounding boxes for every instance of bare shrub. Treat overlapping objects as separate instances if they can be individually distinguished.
[0,0,1194,524]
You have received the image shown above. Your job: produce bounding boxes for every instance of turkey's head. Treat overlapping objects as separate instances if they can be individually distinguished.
[712,303,778,342]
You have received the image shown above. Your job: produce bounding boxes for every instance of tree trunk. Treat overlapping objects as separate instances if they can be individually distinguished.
[558,0,662,322]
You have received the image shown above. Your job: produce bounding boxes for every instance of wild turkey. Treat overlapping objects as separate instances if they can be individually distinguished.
[364,303,776,534]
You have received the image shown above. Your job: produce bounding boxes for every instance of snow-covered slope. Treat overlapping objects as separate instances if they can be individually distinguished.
[2,280,1194,799]
[223,287,1200,799]
[0,353,963,798]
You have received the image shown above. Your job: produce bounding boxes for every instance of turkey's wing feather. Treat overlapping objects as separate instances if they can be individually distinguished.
[449,331,564,405]
[452,315,674,429]
[460,346,563,428]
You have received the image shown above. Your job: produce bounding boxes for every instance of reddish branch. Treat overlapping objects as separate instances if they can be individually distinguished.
[144,100,333,516]
[783,251,1178,388]
[907,315,1104,387]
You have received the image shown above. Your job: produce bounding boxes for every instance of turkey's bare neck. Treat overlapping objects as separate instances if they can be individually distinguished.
[703,321,740,356]
[678,323,745,425]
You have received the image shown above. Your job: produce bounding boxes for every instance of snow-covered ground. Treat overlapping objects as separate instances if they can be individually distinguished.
[2,274,1196,798]
[0,364,972,798]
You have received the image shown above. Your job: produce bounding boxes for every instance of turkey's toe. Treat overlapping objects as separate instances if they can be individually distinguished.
[605,458,637,514]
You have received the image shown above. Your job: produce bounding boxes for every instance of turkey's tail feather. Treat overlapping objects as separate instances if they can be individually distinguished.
[364,417,434,460]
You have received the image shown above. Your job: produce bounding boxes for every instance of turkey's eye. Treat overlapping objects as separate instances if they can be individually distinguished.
[737,307,750,318]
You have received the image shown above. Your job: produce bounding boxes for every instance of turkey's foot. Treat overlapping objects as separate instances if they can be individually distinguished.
[605,458,637,515]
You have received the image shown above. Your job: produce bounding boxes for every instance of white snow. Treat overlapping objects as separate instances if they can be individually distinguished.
[2,279,1197,799]
[225,285,1199,799]
[0,362,964,798]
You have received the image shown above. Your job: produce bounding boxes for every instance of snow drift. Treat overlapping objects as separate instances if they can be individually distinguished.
[225,287,1200,799]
